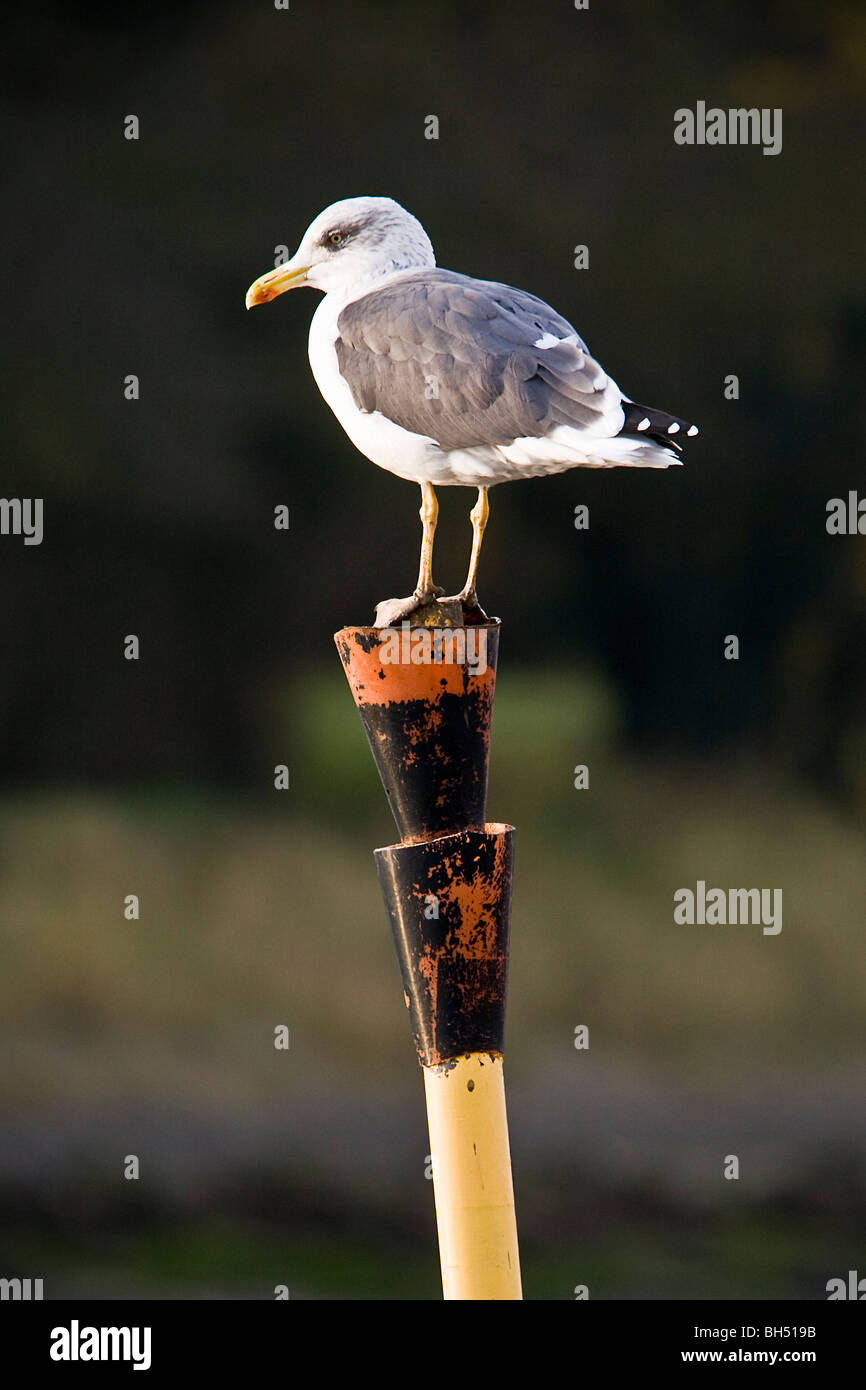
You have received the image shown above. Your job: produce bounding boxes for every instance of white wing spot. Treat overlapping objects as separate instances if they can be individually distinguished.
[668,422,680,434]
[637,417,651,431]
[687,425,699,436]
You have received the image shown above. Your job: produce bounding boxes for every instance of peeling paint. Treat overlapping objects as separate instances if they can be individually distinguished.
[337,622,514,1069]
[334,623,501,842]
[375,827,514,1067]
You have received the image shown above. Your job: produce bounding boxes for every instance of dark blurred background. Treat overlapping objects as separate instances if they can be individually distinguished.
[0,0,864,1298]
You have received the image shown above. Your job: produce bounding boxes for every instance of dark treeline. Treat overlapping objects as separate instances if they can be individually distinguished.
[1,1,863,803]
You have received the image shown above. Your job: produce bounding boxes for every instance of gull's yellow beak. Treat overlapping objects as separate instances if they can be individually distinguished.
[245,261,312,309]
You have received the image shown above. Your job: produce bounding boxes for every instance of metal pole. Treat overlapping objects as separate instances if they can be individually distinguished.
[335,616,522,1300]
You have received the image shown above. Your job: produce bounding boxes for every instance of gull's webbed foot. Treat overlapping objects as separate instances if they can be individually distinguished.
[374,586,449,628]
[438,590,490,624]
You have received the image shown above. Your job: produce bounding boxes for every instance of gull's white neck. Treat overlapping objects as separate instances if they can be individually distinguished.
[317,259,434,314]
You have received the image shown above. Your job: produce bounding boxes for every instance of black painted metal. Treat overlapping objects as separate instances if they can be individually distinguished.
[349,625,500,842]
[375,826,513,1067]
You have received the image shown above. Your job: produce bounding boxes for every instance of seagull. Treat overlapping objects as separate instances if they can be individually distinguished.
[245,196,698,625]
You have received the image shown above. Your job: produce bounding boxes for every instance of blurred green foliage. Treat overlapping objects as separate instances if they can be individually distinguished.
[1,674,865,1295]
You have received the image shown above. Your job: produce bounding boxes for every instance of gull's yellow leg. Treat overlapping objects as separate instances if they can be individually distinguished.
[415,480,439,597]
[373,481,444,626]
[458,486,489,602]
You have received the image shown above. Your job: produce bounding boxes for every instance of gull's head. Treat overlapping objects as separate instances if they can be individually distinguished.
[245,196,435,309]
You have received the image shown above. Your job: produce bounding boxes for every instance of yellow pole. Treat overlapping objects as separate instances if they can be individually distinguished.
[423,1052,522,1299]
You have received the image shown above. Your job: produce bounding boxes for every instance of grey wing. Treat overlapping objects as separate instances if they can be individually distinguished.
[334,269,623,451]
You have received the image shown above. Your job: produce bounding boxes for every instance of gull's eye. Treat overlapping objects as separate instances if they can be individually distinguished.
[327,230,345,247]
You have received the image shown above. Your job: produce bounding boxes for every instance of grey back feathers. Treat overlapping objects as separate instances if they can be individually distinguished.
[335,269,615,451]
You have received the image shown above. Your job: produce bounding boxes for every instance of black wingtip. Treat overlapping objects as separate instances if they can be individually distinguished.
[620,402,699,449]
